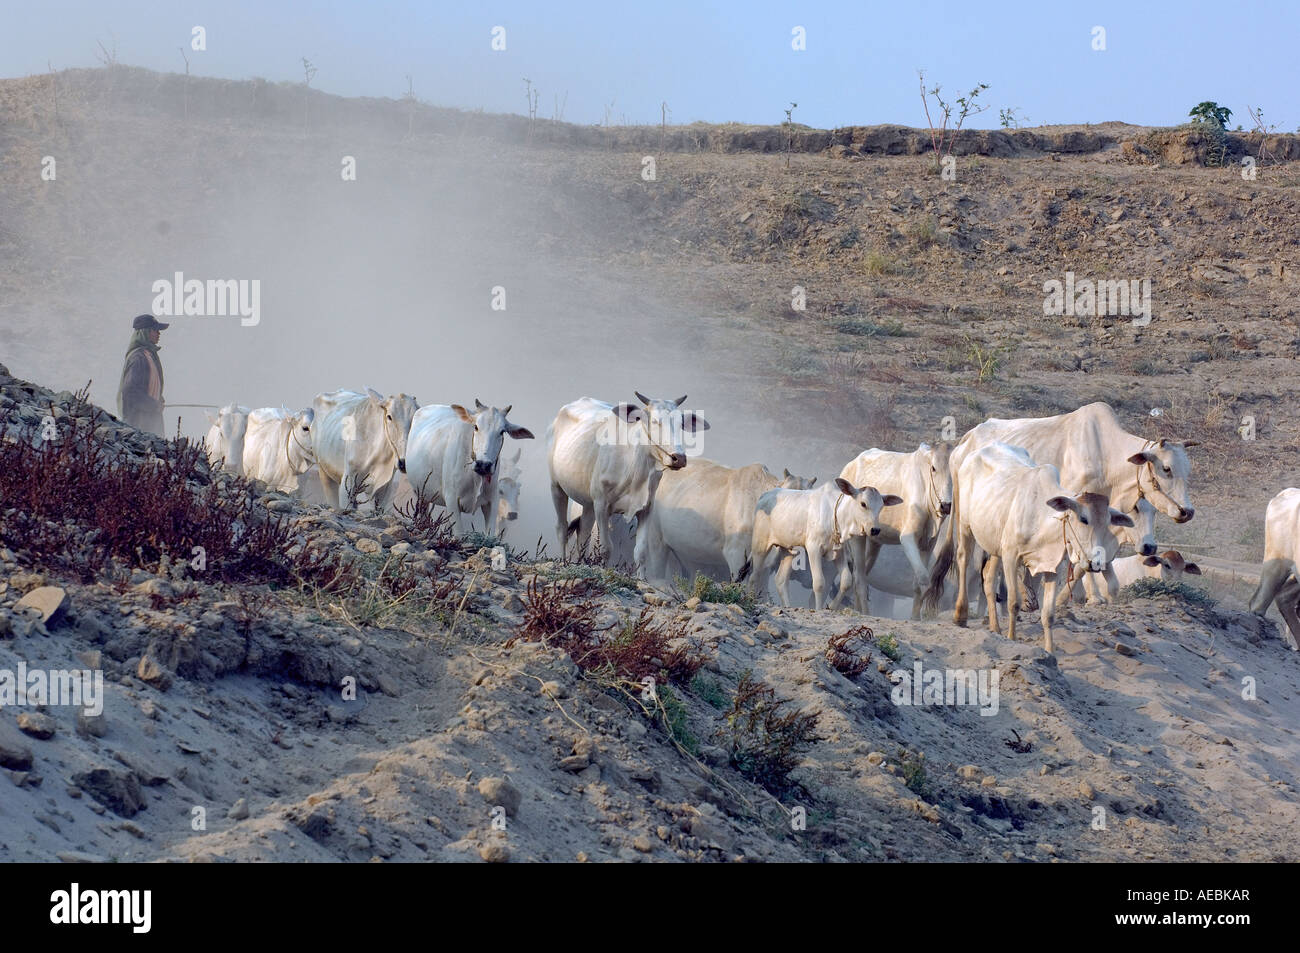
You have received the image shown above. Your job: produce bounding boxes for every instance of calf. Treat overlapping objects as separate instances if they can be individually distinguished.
[926,442,1133,652]
[750,478,901,610]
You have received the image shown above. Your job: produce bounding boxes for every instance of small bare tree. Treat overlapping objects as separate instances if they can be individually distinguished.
[1247,105,1277,165]
[918,70,990,168]
[782,102,798,169]
[523,77,539,142]
[179,46,191,121]
[553,90,568,123]
[301,57,317,134]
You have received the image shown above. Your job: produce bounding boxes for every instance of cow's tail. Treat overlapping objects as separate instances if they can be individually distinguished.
[921,454,960,612]
[565,515,581,540]
[736,555,752,583]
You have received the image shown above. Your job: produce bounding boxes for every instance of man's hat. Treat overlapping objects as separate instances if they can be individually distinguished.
[132,314,170,331]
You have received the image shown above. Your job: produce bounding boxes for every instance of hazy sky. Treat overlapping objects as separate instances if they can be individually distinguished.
[3,0,1295,131]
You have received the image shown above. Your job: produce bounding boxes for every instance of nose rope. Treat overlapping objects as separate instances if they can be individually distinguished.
[285,422,315,468]
[927,468,945,521]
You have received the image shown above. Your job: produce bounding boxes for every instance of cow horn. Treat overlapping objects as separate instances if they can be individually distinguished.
[674,395,688,408]
[634,391,651,406]
[475,398,486,411]
[1182,440,1201,448]
[365,387,384,403]
[502,404,512,416]
[783,467,791,479]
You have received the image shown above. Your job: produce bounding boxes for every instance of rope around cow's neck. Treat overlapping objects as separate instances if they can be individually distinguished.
[1134,438,1182,516]
[285,421,315,468]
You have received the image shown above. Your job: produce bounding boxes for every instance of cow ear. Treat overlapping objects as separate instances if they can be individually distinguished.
[834,477,855,497]
[881,494,904,507]
[451,404,474,425]
[1046,495,1077,514]
[365,387,384,404]
[1184,562,1202,575]
[782,467,791,479]
[506,426,535,440]
[300,408,315,427]
[1182,440,1200,448]
[613,403,643,423]
[1109,509,1135,527]
[1143,555,1164,567]
[681,412,709,433]
[1126,451,1156,466]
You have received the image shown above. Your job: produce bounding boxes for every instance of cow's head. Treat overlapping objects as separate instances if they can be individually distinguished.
[286,407,315,473]
[1127,439,1197,523]
[611,392,709,471]
[834,477,902,539]
[1149,549,1201,581]
[780,467,816,490]
[452,400,534,478]
[1123,497,1159,557]
[1049,491,1134,573]
[367,388,419,474]
[496,476,521,523]
[921,441,954,517]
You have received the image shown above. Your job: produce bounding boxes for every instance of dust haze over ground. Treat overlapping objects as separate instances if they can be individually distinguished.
[1,68,847,557]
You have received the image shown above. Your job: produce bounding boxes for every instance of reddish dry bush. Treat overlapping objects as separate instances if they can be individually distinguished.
[0,387,291,583]
[394,486,458,552]
[509,581,706,685]
[825,624,874,678]
[720,670,823,795]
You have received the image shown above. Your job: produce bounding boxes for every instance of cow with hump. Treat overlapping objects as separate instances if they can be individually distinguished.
[838,442,952,618]
[404,400,534,536]
[240,406,316,494]
[547,393,709,563]
[1249,488,1300,650]
[925,441,1134,652]
[749,478,902,611]
[943,402,1197,604]
[634,460,816,585]
[310,388,419,513]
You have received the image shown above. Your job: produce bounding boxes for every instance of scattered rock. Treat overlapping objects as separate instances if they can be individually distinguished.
[228,798,250,820]
[479,841,510,863]
[14,586,68,625]
[0,721,34,770]
[72,767,147,818]
[16,711,56,739]
[477,777,521,817]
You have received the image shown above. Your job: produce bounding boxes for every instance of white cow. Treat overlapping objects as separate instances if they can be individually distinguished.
[405,400,534,536]
[548,393,709,563]
[926,442,1134,652]
[635,459,816,585]
[1250,488,1300,650]
[1077,496,1160,603]
[203,404,250,472]
[240,407,316,493]
[495,449,523,535]
[940,403,1196,605]
[839,443,952,617]
[750,478,902,610]
[310,388,419,513]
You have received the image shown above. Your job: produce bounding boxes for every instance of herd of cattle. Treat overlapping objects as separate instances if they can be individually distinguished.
[201,390,1300,654]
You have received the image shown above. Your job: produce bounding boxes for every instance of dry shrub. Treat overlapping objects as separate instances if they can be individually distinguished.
[510,580,706,685]
[0,385,290,583]
[720,670,822,794]
[825,624,874,677]
[394,485,457,552]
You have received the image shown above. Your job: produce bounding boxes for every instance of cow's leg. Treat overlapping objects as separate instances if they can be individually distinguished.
[723,536,750,583]
[1273,577,1300,651]
[847,535,874,614]
[829,551,855,610]
[589,493,615,564]
[1041,569,1062,653]
[319,469,341,512]
[749,545,771,603]
[550,482,570,558]
[807,548,828,610]
[1004,559,1020,643]
[1101,564,1119,602]
[953,528,972,627]
[983,553,1002,635]
[1250,558,1294,616]
[774,551,797,607]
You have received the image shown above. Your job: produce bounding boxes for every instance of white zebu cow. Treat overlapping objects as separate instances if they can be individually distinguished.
[750,478,901,610]
[839,443,952,617]
[940,403,1196,605]
[495,449,523,535]
[634,460,815,585]
[405,401,534,536]
[239,407,316,493]
[1250,488,1300,650]
[310,388,419,513]
[926,442,1133,652]
[1077,496,1159,603]
[548,393,709,563]
[1114,550,1202,587]
[203,404,250,472]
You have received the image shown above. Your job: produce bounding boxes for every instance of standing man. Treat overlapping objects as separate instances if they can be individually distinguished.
[116,313,169,435]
